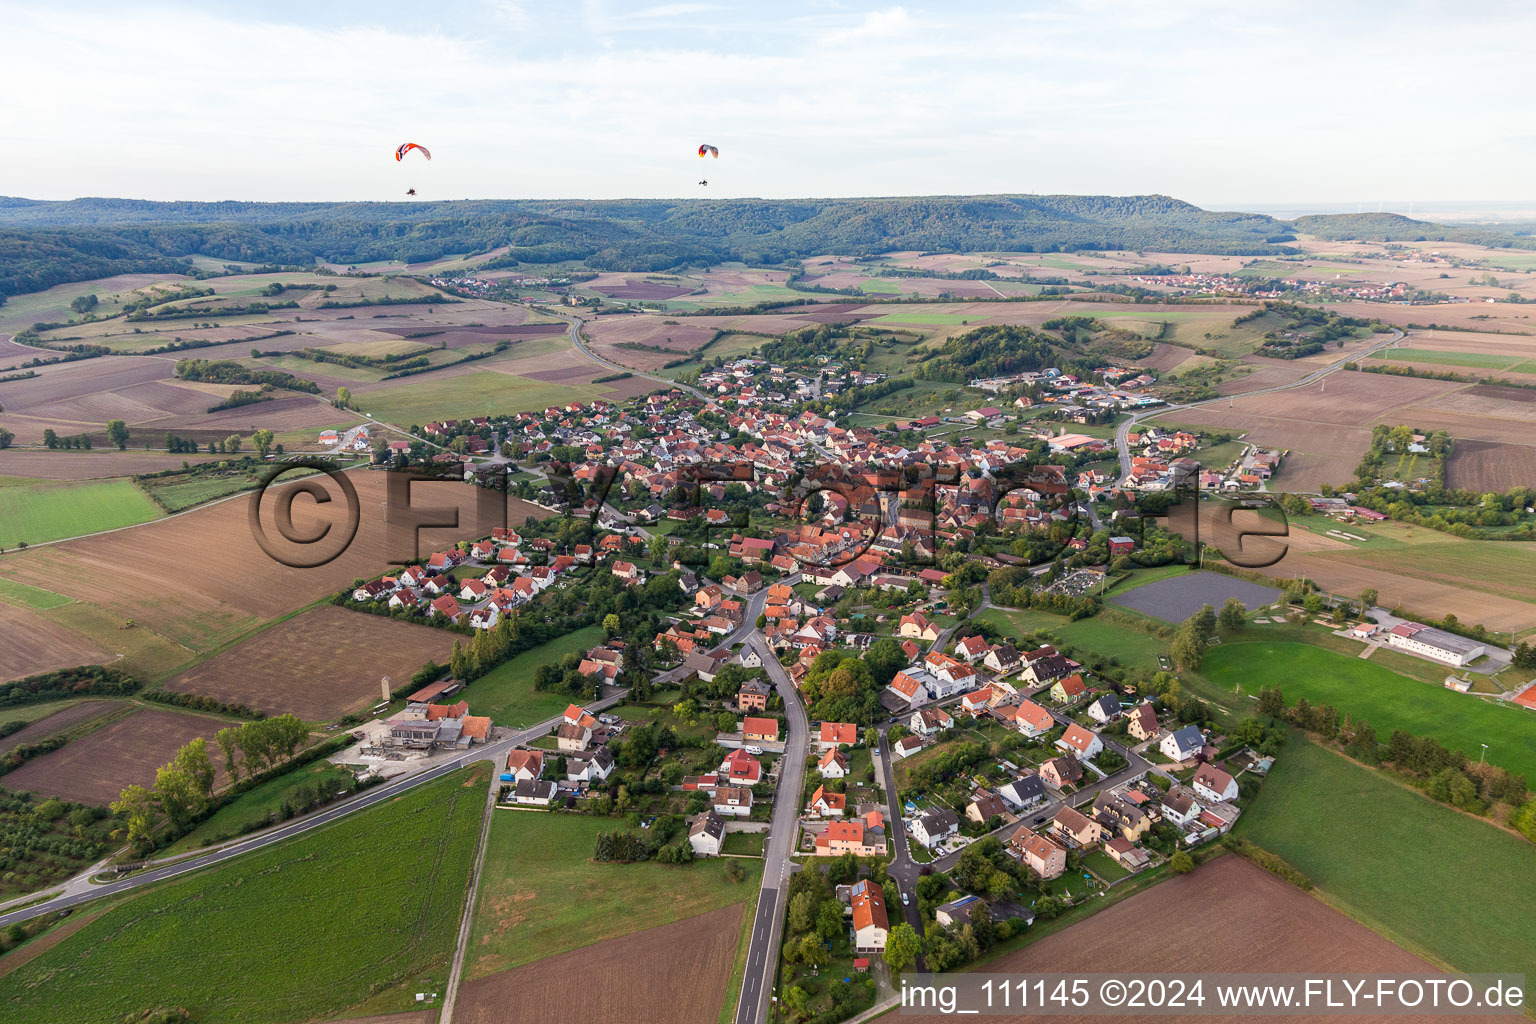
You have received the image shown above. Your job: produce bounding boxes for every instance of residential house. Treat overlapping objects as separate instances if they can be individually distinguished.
[818,748,849,778]
[1192,763,1239,803]
[1087,693,1123,723]
[1092,791,1151,842]
[1159,786,1202,826]
[983,644,1022,676]
[1104,837,1151,872]
[1019,647,1072,686]
[1039,753,1083,789]
[892,735,924,759]
[1009,826,1066,880]
[966,788,1009,825]
[817,722,858,750]
[743,717,780,743]
[898,611,942,643]
[504,749,544,783]
[935,894,986,929]
[566,748,616,784]
[960,689,993,715]
[886,669,932,709]
[955,635,990,663]
[997,773,1046,811]
[816,815,888,857]
[908,707,954,737]
[851,879,889,954]
[1050,805,1104,848]
[430,595,463,622]
[1050,673,1087,703]
[910,807,960,849]
[510,779,556,806]
[556,721,593,752]
[720,748,762,785]
[809,784,847,817]
[1160,725,1204,763]
[713,786,753,816]
[689,812,726,857]
[737,678,772,712]
[997,699,1054,739]
[1057,722,1104,760]
[1127,703,1160,742]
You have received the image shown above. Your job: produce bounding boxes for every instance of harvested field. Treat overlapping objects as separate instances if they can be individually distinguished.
[1445,439,1536,492]
[589,279,695,300]
[164,606,459,720]
[150,393,338,434]
[0,603,111,680]
[455,904,743,1024]
[2,707,231,805]
[1263,553,1535,633]
[1108,570,1279,623]
[0,700,119,755]
[0,470,513,672]
[967,857,1508,1024]
[581,316,718,369]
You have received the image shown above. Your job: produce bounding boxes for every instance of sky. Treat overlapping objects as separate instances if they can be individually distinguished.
[5,0,1535,211]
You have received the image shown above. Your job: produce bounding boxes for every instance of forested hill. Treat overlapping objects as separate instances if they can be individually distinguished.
[0,193,1306,298]
[1293,211,1536,247]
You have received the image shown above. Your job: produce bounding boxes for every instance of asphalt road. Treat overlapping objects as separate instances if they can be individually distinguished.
[0,691,629,930]
[735,629,811,1024]
[1113,328,1405,482]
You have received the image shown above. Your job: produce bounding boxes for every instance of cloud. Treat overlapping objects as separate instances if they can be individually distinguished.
[627,3,726,18]
[1,1,1533,205]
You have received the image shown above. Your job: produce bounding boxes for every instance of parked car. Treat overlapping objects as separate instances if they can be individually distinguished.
[901,891,910,907]
[745,745,763,755]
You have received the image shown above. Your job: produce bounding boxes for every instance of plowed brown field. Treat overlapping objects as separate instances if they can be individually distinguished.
[454,903,744,1024]
[164,605,459,719]
[955,856,1516,1024]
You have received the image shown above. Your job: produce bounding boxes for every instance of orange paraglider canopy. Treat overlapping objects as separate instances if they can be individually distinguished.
[396,142,431,161]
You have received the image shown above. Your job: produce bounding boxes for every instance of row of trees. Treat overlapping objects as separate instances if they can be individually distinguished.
[111,713,309,850]
[213,714,308,780]
[1260,685,1532,833]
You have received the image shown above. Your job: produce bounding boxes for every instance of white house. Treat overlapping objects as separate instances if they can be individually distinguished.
[1160,725,1204,763]
[997,773,1047,811]
[1087,693,1122,723]
[817,748,849,779]
[909,807,960,849]
[689,812,725,857]
[1192,763,1239,803]
[1057,722,1104,761]
[851,879,889,954]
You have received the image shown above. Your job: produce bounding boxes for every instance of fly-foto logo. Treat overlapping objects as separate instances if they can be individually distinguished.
[246,456,1297,573]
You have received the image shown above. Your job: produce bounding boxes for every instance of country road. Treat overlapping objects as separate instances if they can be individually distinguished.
[735,627,810,1024]
[0,690,629,930]
[1114,327,1405,482]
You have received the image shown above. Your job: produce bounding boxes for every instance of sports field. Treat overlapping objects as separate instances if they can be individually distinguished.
[466,811,762,978]
[354,370,605,426]
[1202,641,1536,782]
[0,767,488,1024]
[466,625,605,727]
[0,475,161,548]
[1237,738,1536,975]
